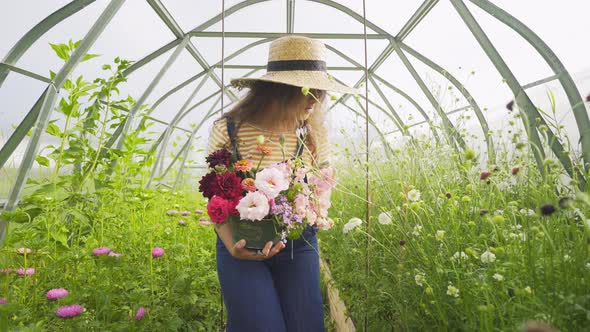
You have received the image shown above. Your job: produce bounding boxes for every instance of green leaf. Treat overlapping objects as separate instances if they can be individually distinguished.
[35,155,50,167]
[82,53,100,62]
[49,70,57,80]
[45,121,62,137]
[49,42,69,61]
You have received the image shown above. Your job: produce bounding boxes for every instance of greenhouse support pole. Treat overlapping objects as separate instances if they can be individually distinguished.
[146,75,211,188]
[391,40,466,152]
[469,0,590,184]
[0,0,125,245]
[451,0,585,188]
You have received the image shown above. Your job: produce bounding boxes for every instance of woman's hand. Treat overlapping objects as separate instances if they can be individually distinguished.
[230,239,286,261]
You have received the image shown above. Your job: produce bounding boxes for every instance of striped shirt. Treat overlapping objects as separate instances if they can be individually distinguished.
[206,117,331,169]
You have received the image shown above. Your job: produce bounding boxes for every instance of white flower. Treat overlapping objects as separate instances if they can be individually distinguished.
[563,254,571,262]
[378,212,392,225]
[446,285,460,298]
[407,189,421,202]
[451,251,468,262]
[412,225,423,237]
[236,191,270,221]
[254,167,290,199]
[585,262,590,270]
[524,286,532,295]
[519,208,535,216]
[435,230,445,241]
[343,217,363,233]
[480,250,496,264]
[492,273,504,282]
[415,273,426,287]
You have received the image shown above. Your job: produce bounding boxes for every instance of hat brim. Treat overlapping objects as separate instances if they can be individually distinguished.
[230,70,360,95]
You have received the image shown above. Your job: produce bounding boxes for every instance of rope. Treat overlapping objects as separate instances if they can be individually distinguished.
[219,1,225,329]
[361,0,370,330]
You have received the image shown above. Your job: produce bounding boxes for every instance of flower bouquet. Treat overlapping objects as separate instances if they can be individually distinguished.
[198,136,337,250]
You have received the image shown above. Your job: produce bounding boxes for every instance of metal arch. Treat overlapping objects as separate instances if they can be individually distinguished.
[327,41,441,143]
[469,0,590,174]
[451,0,585,189]
[398,41,495,163]
[146,0,240,102]
[370,75,441,144]
[391,40,466,151]
[0,0,125,245]
[0,0,96,88]
[323,44,411,136]
[287,0,296,33]
[146,74,211,187]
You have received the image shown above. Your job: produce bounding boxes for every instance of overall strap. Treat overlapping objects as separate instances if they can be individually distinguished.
[226,117,242,161]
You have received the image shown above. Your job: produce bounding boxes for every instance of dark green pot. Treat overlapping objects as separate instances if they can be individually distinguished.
[227,214,284,250]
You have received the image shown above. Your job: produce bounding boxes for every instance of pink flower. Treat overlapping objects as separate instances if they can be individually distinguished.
[16,247,32,255]
[17,268,34,276]
[241,178,257,192]
[236,191,270,220]
[195,209,204,214]
[0,298,6,304]
[46,288,69,300]
[92,247,110,256]
[255,167,290,199]
[318,190,332,217]
[166,209,179,216]
[207,195,231,224]
[108,252,122,257]
[294,194,309,215]
[309,167,337,193]
[199,220,212,226]
[178,220,187,226]
[56,304,84,318]
[199,216,208,221]
[152,247,164,258]
[0,268,12,274]
[306,209,318,225]
[180,210,190,216]
[135,307,145,320]
[295,167,308,182]
[316,217,334,230]
[234,159,254,172]
[267,161,292,176]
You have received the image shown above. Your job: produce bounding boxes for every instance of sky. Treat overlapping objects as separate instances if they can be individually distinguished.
[1,0,589,175]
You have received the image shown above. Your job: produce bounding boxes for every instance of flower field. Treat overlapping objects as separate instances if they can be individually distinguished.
[320,130,590,331]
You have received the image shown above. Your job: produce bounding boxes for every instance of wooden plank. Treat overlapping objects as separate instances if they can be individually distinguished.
[320,258,356,332]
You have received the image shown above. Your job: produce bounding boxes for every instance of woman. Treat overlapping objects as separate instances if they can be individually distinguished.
[206,35,358,332]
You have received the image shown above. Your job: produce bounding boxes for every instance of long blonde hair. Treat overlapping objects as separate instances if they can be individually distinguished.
[219,81,328,164]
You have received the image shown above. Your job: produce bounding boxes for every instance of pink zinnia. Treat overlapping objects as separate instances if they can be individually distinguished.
[46,288,69,300]
[56,304,84,318]
[180,210,190,216]
[92,247,110,255]
[17,268,34,276]
[178,220,187,226]
[234,159,254,172]
[135,307,145,320]
[241,178,256,192]
[152,247,164,258]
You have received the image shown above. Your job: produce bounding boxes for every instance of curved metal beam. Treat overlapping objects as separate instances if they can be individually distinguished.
[398,41,495,163]
[469,0,590,176]
[0,0,96,88]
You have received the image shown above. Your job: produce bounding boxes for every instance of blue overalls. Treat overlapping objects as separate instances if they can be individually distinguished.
[215,117,325,332]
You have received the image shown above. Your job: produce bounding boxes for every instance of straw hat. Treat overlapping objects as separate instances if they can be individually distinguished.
[230,35,360,95]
